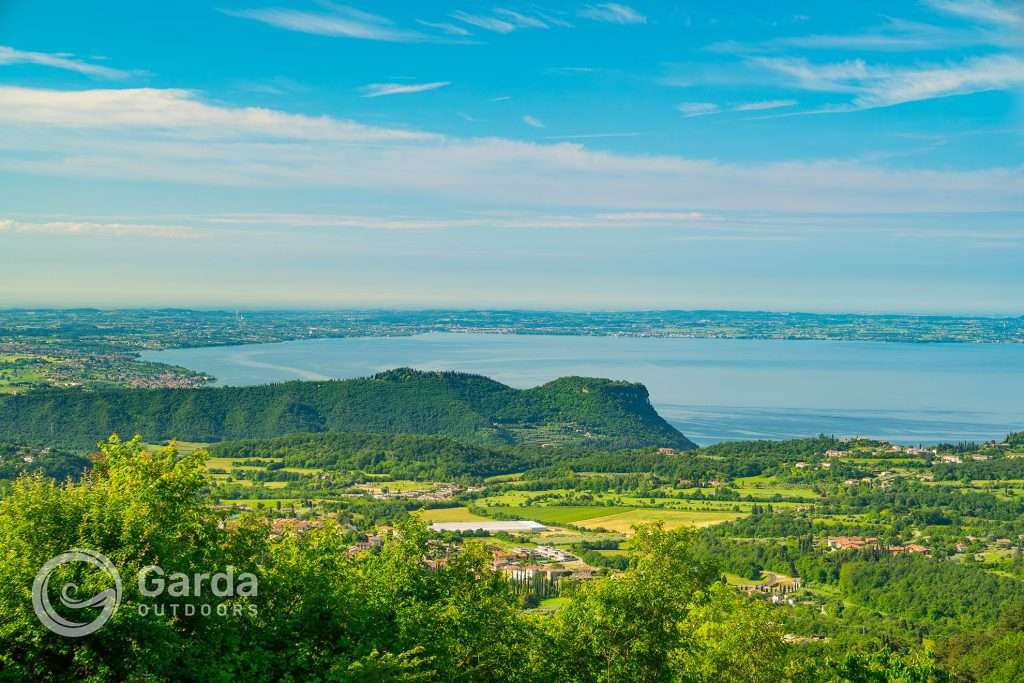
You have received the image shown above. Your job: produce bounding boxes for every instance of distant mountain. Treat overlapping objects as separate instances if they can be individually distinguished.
[0,368,695,451]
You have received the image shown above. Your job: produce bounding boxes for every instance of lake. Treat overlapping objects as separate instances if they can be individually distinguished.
[142,333,1024,445]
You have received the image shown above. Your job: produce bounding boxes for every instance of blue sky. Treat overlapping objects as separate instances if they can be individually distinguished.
[0,1,1022,312]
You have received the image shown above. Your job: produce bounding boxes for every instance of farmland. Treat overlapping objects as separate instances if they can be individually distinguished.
[4,413,1023,682]
[574,508,745,533]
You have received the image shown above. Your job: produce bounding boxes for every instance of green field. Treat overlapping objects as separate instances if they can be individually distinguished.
[416,507,490,522]
[732,475,820,499]
[146,441,212,457]
[477,487,806,511]
[218,498,305,509]
[480,505,635,526]
[574,508,745,534]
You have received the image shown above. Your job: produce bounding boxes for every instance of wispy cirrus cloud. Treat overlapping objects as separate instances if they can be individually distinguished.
[0,45,133,79]
[223,5,428,42]
[0,218,210,239]
[579,3,646,25]
[361,81,451,97]
[753,53,1024,110]
[771,18,993,51]
[448,7,556,33]
[493,9,549,29]
[678,100,797,116]
[450,10,517,33]
[733,99,797,112]
[522,115,545,128]
[205,210,710,230]
[544,131,642,140]
[4,85,1023,215]
[925,0,1023,25]
[0,86,435,141]
[708,15,1015,54]
[677,102,720,117]
[415,20,471,36]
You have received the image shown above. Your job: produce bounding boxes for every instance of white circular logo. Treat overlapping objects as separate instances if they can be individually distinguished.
[32,549,122,637]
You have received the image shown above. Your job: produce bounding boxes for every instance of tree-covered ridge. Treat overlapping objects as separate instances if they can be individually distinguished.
[0,368,694,451]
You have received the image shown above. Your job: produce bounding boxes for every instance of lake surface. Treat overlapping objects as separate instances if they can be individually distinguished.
[143,334,1024,445]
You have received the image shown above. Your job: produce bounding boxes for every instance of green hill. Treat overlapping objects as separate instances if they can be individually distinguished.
[0,368,695,451]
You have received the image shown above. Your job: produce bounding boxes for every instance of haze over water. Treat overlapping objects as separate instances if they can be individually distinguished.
[143,333,1024,445]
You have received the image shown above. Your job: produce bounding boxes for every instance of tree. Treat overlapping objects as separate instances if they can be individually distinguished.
[545,524,721,682]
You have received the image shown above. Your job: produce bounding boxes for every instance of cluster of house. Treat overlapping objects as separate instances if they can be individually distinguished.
[269,518,322,536]
[358,482,482,501]
[347,525,397,555]
[489,545,599,582]
[737,573,802,605]
[826,536,929,555]
[675,478,728,488]
[827,441,1006,463]
[935,453,992,464]
[954,536,1021,554]
[842,471,899,488]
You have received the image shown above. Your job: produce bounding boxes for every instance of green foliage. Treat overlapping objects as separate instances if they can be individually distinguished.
[698,435,842,461]
[0,438,910,682]
[940,604,1024,682]
[211,432,532,480]
[839,556,1024,637]
[543,524,723,682]
[0,369,693,451]
[0,442,90,480]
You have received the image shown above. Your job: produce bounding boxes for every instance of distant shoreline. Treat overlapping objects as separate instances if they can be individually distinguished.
[3,308,1022,350]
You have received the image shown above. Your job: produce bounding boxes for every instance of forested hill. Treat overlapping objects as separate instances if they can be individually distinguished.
[0,368,695,451]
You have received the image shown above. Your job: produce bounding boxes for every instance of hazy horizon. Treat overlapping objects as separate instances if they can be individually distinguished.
[2,304,1023,318]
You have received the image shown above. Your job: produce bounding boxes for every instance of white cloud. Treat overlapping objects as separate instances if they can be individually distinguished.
[579,3,647,25]
[415,20,472,36]
[0,86,435,141]
[925,0,1023,25]
[522,115,545,128]
[544,132,641,139]
[753,54,1024,109]
[708,13,1022,55]
[223,6,427,42]
[768,17,1006,52]
[595,211,705,221]
[2,85,1022,215]
[450,11,517,33]
[204,211,712,230]
[361,81,451,97]
[493,9,549,29]
[532,10,575,28]
[0,45,132,79]
[733,99,797,112]
[0,219,210,239]
[677,102,720,117]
